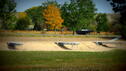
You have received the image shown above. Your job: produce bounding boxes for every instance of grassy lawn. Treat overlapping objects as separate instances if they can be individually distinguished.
[0,50,126,71]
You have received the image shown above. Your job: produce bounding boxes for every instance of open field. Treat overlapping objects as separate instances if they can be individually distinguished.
[0,31,126,71]
[0,50,126,71]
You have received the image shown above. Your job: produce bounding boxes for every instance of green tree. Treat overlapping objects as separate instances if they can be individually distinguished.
[107,14,121,33]
[6,15,17,30]
[25,6,44,31]
[61,0,96,35]
[107,0,126,39]
[42,0,60,7]
[15,12,31,30]
[96,13,109,32]
[0,0,16,30]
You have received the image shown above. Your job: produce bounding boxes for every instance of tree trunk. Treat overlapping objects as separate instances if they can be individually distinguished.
[73,30,75,35]
[72,27,76,35]
[72,30,76,35]
[54,27,57,34]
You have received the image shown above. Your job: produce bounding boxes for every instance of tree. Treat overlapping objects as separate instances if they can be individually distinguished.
[6,15,17,30]
[42,0,60,7]
[107,14,121,33]
[96,13,109,32]
[107,0,126,39]
[0,0,16,30]
[61,0,96,35]
[15,12,31,30]
[43,4,64,30]
[25,6,44,31]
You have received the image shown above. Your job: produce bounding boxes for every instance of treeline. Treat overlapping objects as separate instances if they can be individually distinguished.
[0,0,121,35]
[107,0,126,39]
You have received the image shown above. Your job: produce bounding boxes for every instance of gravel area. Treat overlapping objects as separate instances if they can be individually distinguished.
[0,37,126,52]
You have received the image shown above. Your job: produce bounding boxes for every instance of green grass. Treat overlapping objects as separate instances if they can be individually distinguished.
[0,50,126,71]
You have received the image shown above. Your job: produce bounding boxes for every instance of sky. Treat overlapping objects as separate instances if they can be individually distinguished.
[15,0,114,13]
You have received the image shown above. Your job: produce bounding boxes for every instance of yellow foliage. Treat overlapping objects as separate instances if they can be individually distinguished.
[18,12,27,19]
[30,6,38,10]
[43,4,64,30]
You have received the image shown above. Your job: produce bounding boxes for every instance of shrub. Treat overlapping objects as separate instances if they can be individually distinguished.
[15,17,31,30]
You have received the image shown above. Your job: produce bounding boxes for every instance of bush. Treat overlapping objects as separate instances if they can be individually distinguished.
[96,14,110,32]
[15,17,31,30]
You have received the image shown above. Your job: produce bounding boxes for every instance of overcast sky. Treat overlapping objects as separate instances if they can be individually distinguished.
[14,0,114,13]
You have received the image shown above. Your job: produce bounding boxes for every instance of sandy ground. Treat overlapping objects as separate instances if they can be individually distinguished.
[0,37,126,52]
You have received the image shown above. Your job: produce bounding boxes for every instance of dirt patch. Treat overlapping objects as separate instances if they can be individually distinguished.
[0,37,126,52]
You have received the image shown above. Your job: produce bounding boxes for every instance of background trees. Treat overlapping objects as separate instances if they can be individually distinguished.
[0,0,123,37]
[107,14,121,33]
[25,6,44,31]
[61,0,96,35]
[96,13,109,32]
[0,0,16,30]
[107,0,126,39]
[15,12,31,30]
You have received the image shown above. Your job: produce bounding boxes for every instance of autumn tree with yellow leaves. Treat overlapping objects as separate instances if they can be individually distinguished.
[18,12,27,19]
[43,4,64,30]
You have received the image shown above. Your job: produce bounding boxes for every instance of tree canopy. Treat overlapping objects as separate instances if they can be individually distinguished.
[107,0,126,39]
[43,4,64,30]
[0,0,16,30]
[25,6,44,30]
[61,0,96,34]
[96,13,109,32]
[15,12,31,30]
